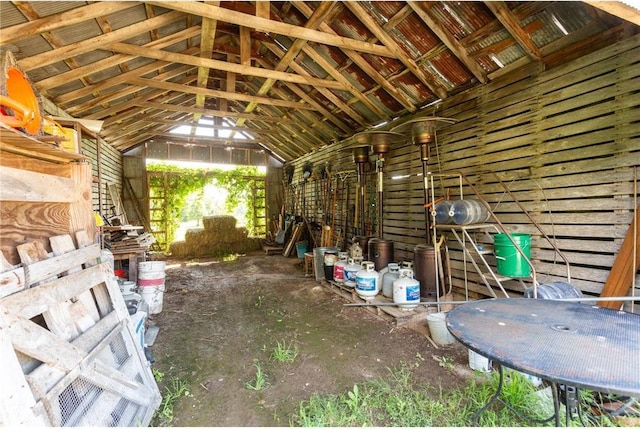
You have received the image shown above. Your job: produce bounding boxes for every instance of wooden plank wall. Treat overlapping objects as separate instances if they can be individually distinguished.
[0,153,94,266]
[81,134,123,216]
[285,33,640,301]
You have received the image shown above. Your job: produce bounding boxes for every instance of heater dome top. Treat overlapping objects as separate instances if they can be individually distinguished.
[391,117,456,145]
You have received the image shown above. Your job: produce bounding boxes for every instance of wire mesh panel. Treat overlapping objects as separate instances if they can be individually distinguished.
[0,237,161,426]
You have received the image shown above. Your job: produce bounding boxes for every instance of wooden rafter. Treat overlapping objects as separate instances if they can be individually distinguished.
[146,1,396,58]
[484,1,542,61]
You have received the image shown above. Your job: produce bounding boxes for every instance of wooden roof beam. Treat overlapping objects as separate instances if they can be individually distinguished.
[137,101,296,125]
[67,65,195,115]
[408,2,487,84]
[292,2,417,113]
[262,42,369,128]
[194,1,220,127]
[484,1,543,61]
[34,27,201,92]
[344,1,448,101]
[107,41,346,90]
[146,1,396,58]
[0,1,139,45]
[17,10,185,72]
[125,76,315,111]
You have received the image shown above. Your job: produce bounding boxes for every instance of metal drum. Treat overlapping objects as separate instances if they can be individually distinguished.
[413,244,438,300]
[368,238,394,271]
[353,235,374,257]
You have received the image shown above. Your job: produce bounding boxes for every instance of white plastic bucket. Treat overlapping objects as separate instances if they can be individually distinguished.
[138,261,166,288]
[140,285,164,314]
[468,349,492,372]
[426,312,456,345]
[119,280,136,294]
[138,261,166,273]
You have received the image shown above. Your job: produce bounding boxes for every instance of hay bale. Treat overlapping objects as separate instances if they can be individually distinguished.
[203,215,236,232]
[171,216,261,258]
[169,240,188,257]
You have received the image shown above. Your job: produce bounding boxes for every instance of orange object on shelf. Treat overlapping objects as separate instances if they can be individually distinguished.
[5,66,41,135]
[0,94,34,128]
[1,51,41,135]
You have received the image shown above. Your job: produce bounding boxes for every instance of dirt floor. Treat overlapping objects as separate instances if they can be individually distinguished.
[149,251,478,426]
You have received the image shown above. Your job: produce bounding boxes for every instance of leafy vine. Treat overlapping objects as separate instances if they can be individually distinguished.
[147,163,265,250]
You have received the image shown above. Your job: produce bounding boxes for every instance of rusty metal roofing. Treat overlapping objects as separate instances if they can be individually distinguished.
[0,1,638,162]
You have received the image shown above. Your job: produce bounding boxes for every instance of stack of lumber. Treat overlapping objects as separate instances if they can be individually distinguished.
[103,225,155,255]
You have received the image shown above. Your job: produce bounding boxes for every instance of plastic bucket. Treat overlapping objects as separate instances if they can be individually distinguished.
[295,241,308,258]
[140,285,164,315]
[468,349,492,372]
[313,247,339,281]
[138,261,166,287]
[426,312,456,345]
[139,261,166,273]
[493,233,531,277]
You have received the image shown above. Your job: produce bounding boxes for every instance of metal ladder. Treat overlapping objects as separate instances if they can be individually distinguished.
[430,171,572,299]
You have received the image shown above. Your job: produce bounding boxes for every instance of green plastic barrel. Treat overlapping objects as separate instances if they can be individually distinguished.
[493,233,531,277]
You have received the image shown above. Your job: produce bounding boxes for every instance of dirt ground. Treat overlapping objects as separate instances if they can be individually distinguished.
[149,251,478,426]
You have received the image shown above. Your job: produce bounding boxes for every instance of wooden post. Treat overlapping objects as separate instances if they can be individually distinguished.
[598,205,640,309]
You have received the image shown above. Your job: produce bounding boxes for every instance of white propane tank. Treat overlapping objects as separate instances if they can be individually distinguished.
[382,262,400,298]
[356,261,379,300]
[344,258,360,288]
[401,260,414,270]
[393,268,420,310]
[333,252,349,283]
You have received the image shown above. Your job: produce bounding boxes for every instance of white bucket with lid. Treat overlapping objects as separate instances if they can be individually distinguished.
[138,261,166,288]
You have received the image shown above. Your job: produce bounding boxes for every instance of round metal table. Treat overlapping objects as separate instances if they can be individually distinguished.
[446,298,640,425]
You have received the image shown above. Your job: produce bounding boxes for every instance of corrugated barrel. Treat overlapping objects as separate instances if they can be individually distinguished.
[413,244,438,300]
[368,238,394,271]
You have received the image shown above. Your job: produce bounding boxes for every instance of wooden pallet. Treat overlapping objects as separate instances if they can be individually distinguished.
[322,279,432,327]
[262,245,284,255]
[0,232,161,426]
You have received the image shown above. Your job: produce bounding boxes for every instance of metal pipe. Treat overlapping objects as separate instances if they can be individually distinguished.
[377,156,384,237]
[420,144,432,244]
[342,295,640,307]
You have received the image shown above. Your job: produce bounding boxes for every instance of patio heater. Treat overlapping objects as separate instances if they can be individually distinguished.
[352,131,403,270]
[392,117,456,300]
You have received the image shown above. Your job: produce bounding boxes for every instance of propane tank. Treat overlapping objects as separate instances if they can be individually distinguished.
[401,260,414,270]
[349,240,363,260]
[355,261,380,300]
[333,252,349,283]
[382,262,400,298]
[393,268,421,310]
[344,258,360,288]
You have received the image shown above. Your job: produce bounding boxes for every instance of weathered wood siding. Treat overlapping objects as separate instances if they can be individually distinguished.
[81,135,123,216]
[285,33,640,300]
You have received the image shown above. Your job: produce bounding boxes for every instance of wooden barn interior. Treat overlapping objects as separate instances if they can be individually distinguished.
[1,1,639,426]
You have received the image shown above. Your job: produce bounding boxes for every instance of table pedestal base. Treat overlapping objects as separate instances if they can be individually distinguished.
[473,366,589,426]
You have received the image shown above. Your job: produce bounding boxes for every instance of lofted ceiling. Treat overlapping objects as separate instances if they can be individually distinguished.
[1,1,639,162]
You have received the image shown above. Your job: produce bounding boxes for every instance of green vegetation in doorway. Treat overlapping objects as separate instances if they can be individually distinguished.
[147,163,265,251]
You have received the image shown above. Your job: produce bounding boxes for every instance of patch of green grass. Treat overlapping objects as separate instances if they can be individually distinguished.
[155,376,192,426]
[291,364,619,427]
[244,363,270,390]
[435,355,455,370]
[271,340,299,363]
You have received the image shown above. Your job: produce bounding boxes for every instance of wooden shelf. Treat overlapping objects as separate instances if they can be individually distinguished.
[0,123,87,163]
